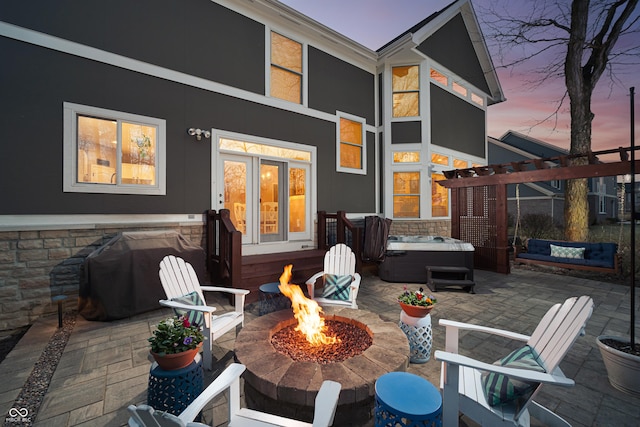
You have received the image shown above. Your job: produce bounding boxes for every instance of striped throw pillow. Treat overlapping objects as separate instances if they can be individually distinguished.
[481,345,546,406]
[321,274,352,301]
[172,291,205,327]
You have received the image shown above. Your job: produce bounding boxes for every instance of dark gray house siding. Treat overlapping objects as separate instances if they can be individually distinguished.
[0,1,376,215]
[0,0,266,95]
[392,122,422,144]
[308,47,375,125]
[417,14,490,94]
[431,84,485,158]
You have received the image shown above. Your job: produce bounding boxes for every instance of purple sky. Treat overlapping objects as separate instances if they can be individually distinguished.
[280,0,638,160]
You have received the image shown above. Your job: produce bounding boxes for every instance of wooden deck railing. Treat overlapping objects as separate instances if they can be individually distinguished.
[206,209,364,286]
[317,210,363,272]
[206,209,242,288]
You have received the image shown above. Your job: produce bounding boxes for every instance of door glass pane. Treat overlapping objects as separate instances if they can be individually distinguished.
[260,164,279,235]
[289,167,306,232]
[224,160,247,234]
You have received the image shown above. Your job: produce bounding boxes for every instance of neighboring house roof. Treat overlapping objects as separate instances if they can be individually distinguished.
[377,0,504,105]
[489,133,618,198]
[488,136,560,197]
[498,130,569,158]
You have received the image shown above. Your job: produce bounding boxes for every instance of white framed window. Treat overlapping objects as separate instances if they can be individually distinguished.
[270,31,303,104]
[393,171,420,218]
[63,102,166,195]
[392,65,420,117]
[336,112,366,175]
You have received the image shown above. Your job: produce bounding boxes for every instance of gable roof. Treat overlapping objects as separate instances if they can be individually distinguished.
[377,0,504,105]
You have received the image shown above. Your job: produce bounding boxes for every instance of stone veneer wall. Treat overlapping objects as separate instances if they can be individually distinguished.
[0,223,206,332]
[389,219,451,237]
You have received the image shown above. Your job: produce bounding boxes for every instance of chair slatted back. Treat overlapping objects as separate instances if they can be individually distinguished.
[159,255,205,302]
[527,295,593,371]
[323,244,356,277]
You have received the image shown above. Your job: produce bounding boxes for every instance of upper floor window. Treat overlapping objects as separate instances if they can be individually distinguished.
[431,152,449,166]
[430,68,448,86]
[63,102,166,195]
[392,65,419,117]
[393,151,420,163]
[337,114,366,174]
[270,32,302,104]
[452,81,468,97]
[453,158,468,169]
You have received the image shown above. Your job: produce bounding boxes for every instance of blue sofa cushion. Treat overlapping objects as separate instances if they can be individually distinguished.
[520,239,617,269]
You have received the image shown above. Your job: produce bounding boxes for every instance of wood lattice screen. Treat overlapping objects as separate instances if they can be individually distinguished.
[452,185,506,273]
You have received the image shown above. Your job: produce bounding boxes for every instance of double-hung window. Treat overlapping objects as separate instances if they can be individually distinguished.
[337,113,366,174]
[270,32,303,104]
[63,102,166,195]
[392,65,419,117]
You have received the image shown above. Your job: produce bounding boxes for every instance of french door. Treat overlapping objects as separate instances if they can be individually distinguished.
[222,155,308,244]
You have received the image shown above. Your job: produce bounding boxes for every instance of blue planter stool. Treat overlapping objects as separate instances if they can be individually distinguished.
[399,311,433,363]
[147,355,203,416]
[374,372,442,427]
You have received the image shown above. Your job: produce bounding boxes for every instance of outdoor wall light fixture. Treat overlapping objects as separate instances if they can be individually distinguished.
[187,128,211,141]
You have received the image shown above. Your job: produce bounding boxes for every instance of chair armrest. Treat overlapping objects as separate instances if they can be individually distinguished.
[306,271,324,286]
[159,299,216,313]
[179,363,246,422]
[434,351,574,386]
[200,286,250,296]
[439,319,530,342]
[312,380,342,427]
[306,271,324,299]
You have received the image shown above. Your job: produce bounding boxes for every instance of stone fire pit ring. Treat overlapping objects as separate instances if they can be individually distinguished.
[234,307,410,425]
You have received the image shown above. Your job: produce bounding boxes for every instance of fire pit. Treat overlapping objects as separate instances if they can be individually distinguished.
[235,265,409,424]
[235,307,409,425]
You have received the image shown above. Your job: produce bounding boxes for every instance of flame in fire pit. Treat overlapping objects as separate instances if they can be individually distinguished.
[278,264,339,346]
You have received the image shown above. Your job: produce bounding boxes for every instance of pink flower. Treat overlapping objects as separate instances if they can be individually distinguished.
[182,317,191,328]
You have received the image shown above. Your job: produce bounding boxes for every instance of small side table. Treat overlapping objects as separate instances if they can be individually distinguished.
[374,372,442,427]
[148,355,203,416]
[399,311,433,363]
[259,282,290,315]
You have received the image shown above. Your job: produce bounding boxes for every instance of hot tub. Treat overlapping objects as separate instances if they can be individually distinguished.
[378,236,474,283]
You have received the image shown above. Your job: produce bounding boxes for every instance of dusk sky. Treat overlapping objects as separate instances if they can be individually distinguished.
[280,0,638,160]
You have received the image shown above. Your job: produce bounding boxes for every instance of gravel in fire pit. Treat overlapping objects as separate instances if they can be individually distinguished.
[271,319,372,364]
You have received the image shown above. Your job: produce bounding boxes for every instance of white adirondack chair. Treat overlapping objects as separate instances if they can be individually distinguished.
[158,255,250,370]
[435,295,594,427]
[306,244,361,309]
[128,363,342,427]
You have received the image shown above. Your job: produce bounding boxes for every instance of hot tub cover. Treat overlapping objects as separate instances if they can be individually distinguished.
[79,230,206,321]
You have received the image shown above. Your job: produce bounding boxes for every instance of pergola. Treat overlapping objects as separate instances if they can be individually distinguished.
[437,146,639,274]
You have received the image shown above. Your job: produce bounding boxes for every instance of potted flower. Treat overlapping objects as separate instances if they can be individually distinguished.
[398,286,436,318]
[148,315,204,370]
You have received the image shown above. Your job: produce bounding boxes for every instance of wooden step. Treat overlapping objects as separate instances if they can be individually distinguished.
[425,266,470,274]
[427,279,475,294]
